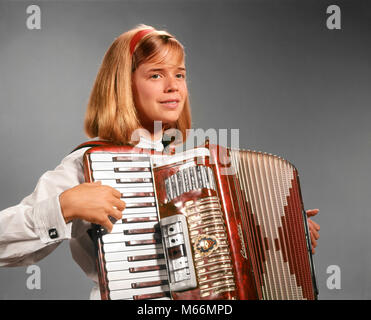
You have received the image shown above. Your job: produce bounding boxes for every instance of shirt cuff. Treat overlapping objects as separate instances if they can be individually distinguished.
[33,195,72,244]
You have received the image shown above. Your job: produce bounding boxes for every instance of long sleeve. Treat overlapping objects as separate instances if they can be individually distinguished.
[0,147,88,267]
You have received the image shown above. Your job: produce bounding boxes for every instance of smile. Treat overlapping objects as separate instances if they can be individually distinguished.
[159,100,179,108]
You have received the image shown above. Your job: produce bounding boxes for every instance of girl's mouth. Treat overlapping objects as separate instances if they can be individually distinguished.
[160,100,179,108]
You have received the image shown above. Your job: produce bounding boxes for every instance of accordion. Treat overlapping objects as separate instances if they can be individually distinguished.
[82,141,318,300]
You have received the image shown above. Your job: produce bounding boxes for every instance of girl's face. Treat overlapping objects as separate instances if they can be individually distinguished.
[132,52,188,130]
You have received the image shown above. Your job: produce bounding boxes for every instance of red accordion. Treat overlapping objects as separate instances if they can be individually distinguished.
[81,141,318,300]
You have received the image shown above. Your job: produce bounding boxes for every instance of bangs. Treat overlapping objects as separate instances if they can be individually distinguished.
[132,33,185,70]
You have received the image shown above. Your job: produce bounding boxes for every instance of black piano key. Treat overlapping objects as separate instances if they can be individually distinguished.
[124,202,156,208]
[127,253,165,262]
[133,291,170,300]
[125,239,161,246]
[122,217,158,223]
[113,156,150,162]
[121,192,155,198]
[124,228,156,235]
[129,264,167,273]
[116,178,153,184]
[131,279,169,289]
[114,167,150,172]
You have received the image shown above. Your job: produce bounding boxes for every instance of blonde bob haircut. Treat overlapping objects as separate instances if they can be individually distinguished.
[84,24,192,145]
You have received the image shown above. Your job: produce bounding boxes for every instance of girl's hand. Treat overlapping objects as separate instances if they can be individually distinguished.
[59,181,126,232]
[306,209,320,254]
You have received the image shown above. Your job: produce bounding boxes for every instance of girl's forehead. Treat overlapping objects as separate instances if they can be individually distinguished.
[144,47,185,68]
[141,56,185,71]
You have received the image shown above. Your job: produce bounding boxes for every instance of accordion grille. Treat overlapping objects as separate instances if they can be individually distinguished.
[230,149,315,300]
[184,196,236,298]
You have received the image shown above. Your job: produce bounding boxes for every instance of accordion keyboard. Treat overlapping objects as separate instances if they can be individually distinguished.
[89,152,170,300]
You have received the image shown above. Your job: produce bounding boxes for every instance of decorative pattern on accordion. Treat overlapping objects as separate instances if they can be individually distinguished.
[229,149,316,300]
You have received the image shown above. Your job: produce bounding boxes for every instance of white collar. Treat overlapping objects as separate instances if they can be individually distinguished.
[135,135,164,152]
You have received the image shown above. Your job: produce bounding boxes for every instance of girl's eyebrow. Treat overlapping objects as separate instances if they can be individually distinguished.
[147,67,186,72]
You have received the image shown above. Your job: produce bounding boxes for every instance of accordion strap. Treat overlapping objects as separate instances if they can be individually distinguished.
[69,140,113,154]
[71,137,173,155]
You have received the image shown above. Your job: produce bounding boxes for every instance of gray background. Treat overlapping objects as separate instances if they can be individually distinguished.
[0,0,370,299]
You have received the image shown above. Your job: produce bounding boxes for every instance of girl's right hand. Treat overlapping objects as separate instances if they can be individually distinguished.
[59,181,126,232]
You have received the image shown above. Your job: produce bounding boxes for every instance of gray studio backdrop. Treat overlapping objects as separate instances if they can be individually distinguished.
[0,0,370,299]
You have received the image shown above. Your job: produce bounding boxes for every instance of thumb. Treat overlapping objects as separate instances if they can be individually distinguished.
[306,209,319,217]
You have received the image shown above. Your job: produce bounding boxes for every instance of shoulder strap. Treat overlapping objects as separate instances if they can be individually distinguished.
[71,138,171,155]
[70,140,113,154]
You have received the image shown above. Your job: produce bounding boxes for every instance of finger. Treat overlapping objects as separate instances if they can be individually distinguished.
[310,228,320,240]
[112,198,126,212]
[107,206,123,221]
[312,247,316,254]
[308,219,320,231]
[110,187,122,199]
[102,217,114,233]
[309,223,319,238]
[310,236,317,249]
[312,221,320,231]
[306,209,319,217]
[94,213,114,232]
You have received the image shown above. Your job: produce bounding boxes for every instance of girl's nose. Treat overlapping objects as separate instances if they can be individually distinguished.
[164,76,179,92]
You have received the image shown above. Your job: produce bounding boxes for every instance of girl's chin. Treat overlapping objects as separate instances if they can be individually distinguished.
[156,114,181,124]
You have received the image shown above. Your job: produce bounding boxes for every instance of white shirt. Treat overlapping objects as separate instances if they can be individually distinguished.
[0,136,164,299]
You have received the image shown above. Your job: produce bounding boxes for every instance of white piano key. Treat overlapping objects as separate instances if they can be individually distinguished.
[91,161,151,170]
[122,197,155,203]
[105,248,164,262]
[93,171,152,180]
[106,259,167,272]
[102,232,157,244]
[111,221,158,234]
[107,269,168,281]
[109,284,170,300]
[100,180,154,188]
[108,275,168,291]
[90,153,150,162]
[103,242,162,253]
[115,187,154,193]
[122,207,158,215]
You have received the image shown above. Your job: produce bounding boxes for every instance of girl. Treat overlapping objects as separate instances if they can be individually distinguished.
[0,24,320,299]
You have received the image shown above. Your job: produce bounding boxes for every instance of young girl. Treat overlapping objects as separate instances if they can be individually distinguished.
[0,24,320,299]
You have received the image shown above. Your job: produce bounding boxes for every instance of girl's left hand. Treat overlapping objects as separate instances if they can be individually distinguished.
[306,209,320,254]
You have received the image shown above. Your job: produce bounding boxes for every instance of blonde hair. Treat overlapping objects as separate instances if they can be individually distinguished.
[84,24,192,145]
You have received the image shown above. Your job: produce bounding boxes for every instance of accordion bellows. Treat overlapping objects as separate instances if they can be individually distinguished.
[82,142,318,300]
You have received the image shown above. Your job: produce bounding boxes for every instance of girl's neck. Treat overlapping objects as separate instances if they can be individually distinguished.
[141,121,164,142]
[148,130,163,142]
